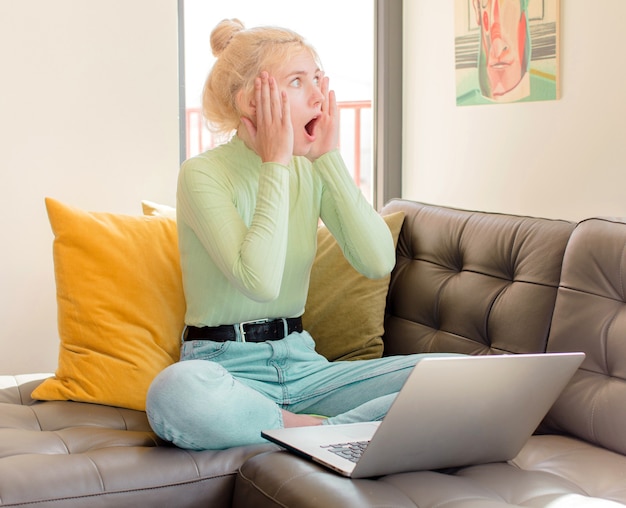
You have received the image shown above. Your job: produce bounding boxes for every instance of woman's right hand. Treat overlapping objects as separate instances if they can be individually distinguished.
[240,72,293,166]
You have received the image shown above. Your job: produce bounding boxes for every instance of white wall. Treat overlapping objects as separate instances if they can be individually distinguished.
[403,0,626,222]
[0,0,180,374]
[4,0,624,375]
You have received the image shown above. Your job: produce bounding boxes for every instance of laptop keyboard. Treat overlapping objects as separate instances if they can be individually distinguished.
[321,441,370,463]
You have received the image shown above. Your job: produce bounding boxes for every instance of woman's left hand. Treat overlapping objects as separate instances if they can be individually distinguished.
[306,75,339,162]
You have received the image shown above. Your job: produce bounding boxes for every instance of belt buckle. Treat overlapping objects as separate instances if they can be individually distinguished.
[237,318,288,342]
[237,318,269,342]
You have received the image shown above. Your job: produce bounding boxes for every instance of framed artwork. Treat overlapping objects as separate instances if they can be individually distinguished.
[455,0,560,106]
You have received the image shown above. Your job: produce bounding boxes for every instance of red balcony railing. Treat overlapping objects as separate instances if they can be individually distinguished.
[335,100,370,187]
[185,100,372,191]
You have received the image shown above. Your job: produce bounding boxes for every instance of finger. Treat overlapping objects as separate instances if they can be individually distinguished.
[320,75,330,111]
[321,74,329,97]
[253,75,264,125]
[260,72,272,124]
[269,75,282,121]
[281,90,291,127]
[328,89,337,117]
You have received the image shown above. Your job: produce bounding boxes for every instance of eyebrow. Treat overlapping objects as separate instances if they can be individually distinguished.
[284,68,321,79]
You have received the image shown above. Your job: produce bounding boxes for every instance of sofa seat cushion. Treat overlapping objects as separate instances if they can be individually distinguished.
[233,435,626,507]
[511,434,626,504]
[0,375,275,508]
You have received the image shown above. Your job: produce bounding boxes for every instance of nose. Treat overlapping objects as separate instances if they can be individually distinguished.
[490,27,509,58]
[487,1,508,59]
[310,84,324,107]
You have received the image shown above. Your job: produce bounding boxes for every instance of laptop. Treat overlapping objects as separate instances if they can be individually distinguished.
[261,352,584,478]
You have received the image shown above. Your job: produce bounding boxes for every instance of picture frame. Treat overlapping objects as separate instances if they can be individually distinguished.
[455,0,560,106]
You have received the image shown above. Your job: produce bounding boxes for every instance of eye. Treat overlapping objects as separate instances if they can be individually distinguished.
[313,75,321,86]
[290,77,302,88]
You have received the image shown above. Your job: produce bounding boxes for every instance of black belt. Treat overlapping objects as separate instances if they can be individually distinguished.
[183,317,303,343]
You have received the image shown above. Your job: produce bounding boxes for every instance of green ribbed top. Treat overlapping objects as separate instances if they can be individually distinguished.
[176,135,395,327]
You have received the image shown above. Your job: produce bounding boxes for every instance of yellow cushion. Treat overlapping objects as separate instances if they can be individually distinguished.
[32,199,185,411]
[141,199,176,219]
[303,212,405,361]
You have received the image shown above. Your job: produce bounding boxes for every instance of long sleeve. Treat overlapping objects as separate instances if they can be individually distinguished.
[177,154,290,302]
[176,137,394,328]
[315,151,396,279]
[176,137,318,327]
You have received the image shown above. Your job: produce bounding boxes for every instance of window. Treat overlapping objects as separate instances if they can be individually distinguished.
[179,0,401,209]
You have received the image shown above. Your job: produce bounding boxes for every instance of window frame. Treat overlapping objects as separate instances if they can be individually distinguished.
[177,0,187,165]
[374,0,403,210]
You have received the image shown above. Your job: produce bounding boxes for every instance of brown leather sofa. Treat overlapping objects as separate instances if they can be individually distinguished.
[2,199,626,507]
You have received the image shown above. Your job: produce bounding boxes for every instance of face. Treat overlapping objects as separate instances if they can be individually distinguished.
[473,0,530,99]
[270,50,325,156]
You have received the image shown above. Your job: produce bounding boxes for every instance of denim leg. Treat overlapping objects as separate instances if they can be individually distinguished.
[322,393,399,425]
[146,332,460,450]
[284,351,427,420]
[271,334,460,423]
[146,359,282,450]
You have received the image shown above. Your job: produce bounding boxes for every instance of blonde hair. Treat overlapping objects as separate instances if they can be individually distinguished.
[202,19,320,136]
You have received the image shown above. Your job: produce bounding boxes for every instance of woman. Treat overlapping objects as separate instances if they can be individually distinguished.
[146,19,429,450]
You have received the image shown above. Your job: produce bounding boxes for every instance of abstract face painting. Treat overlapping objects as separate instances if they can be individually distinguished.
[456,0,559,106]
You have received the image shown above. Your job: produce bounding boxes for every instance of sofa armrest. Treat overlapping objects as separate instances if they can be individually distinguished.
[0,374,53,405]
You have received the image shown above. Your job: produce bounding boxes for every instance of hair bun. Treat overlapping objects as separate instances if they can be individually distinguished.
[210,18,245,57]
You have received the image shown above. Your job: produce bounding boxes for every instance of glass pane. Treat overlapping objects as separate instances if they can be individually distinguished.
[182,0,374,203]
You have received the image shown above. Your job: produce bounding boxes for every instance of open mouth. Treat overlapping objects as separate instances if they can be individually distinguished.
[305,116,320,137]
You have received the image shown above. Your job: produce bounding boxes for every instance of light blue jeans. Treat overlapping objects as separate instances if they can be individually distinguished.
[146,331,442,450]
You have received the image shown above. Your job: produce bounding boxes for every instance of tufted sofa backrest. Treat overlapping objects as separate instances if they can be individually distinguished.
[542,217,626,455]
[381,200,576,356]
